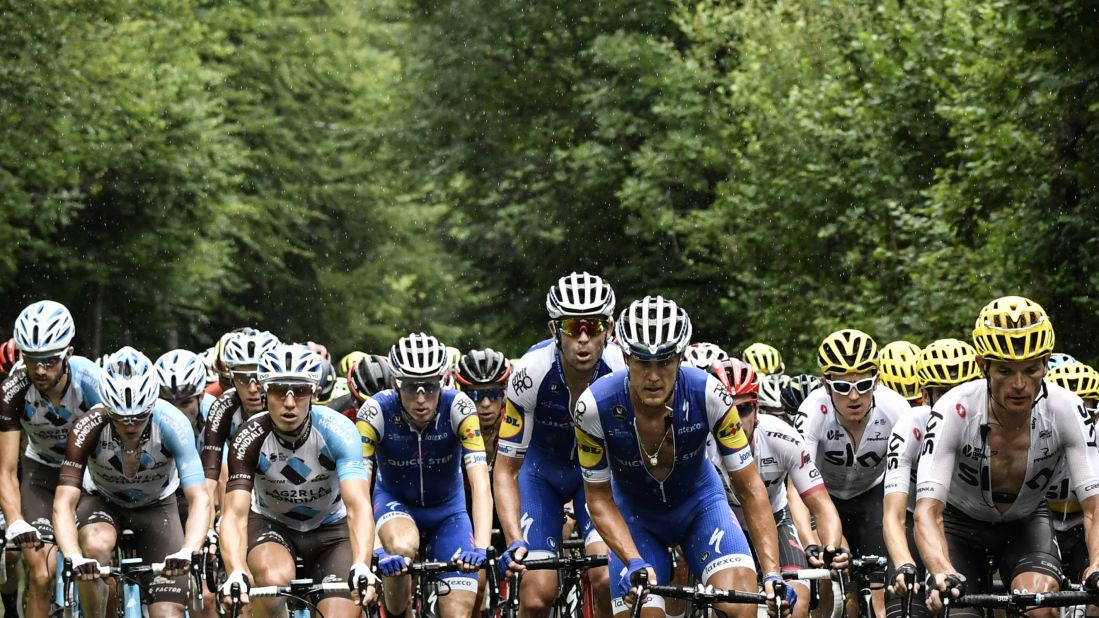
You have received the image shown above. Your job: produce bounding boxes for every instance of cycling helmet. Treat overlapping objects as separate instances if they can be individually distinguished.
[1048,352,1077,371]
[389,333,450,379]
[348,354,392,401]
[546,272,616,319]
[258,344,325,385]
[99,347,160,421]
[339,351,368,378]
[878,341,923,401]
[917,339,981,388]
[1047,362,1099,400]
[13,300,75,356]
[684,343,728,371]
[971,296,1055,362]
[155,349,207,399]
[742,343,784,376]
[722,358,760,397]
[781,374,821,413]
[96,354,111,368]
[817,329,878,375]
[758,374,785,410]
[316,358,336,402]
[222,330,279,369]
[0,338,20,375]
[456,348,511,386]
[213,330,244,379]
[200,346,218,383]
[615,296,693,361]
[306,341,330,362]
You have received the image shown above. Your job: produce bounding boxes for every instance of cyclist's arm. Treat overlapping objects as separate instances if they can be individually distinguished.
[495,384,534,546]
[0,431,23,523]
[181,483,212,553]
[163,402,212,551]
[1058,397,1099,579]
[493,454,524,545]
[328,410,374,565]
[468,460,493,549]
[452,396,493,549]
[52,485,83,558]
[727,463,781,574]
[883,415,919,568]
[914,404,960,576]
[342,478,374,565]
[800,486,841,550]
[883,492,914,568]
[53,410,103,558]
[219,489,251,574]
[584,480,642,563]
[785,482,819,547]
[914,497,953,575]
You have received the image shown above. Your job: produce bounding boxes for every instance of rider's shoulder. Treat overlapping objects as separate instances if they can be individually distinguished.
[1040,379,1086,414]
[67,355,101,377]
[872,384,914,419]
[756,412,800,438]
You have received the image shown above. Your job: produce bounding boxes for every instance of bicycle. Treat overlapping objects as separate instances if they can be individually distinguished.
[228,576,379,618]
[626,568,784,618]
[499,548,608,618]
[394,550,500,618]
[61,552,201,618]
[944,586,1099,618]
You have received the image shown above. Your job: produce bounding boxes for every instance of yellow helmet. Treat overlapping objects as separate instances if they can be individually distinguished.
[817,329,878,375]
[878,341,923,400]
[972,296,1055,361]
[743,342,784,375]
[917,338,981,388]
[1047,362,1099,400]
[338,351,368,377]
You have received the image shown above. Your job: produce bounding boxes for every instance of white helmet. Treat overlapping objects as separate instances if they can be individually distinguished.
[258,344,325,385]
[14,300,75,356]
[222,330,279,369]
[615,296,693,361]
[684,343,728,370]
[200,346,218,383]
[155,349,207,399]
[758,373,785,410]
[389,333,449,379]
[99,347,160,422]
[546,272,616,319]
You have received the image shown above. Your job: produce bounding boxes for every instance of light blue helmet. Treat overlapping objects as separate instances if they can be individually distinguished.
[1048,352,1077,371]
[14,300,75,356]
[99,347,159,422]
[155,349,206,399]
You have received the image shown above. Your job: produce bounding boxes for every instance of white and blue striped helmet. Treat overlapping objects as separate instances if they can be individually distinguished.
[155,349,207,399]
[389,333,450,380]
[222,330,280,369]
[615,296,693,361]
[14,300,75,356]
[99,347,159,421]
[546,272,616,319]
[258,344,324,385]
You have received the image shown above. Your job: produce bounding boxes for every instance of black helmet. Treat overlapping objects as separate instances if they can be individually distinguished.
[780,374,821,414]
[348,354,392,402]
[456,348,511,386]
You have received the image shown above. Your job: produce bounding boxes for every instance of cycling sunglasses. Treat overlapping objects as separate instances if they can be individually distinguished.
[395,378,443,397]
[264,382,316,399]
[161,389,200,407]
[558,318,608,338]
[231,371,259,386]
[826,376,877,395]
[736,401,759,417]
[25,354,64,369]
[466,388,505,402]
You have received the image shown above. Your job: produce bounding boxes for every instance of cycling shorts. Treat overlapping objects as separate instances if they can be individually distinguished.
[518,460,597,559]
[1055,524,1087,585]
[21,455,59,538]
[832,483,887,564]
[942,502,1062,591]
[246,512,352,600]
[77,493,187,606]
[374,485,477,593]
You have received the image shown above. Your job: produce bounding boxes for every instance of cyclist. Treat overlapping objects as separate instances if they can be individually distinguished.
[495,272,623,618]
[743,342,785,377]
[878,341,924,406]
[883,338,981,618]
[0,300,103,618]
[218,344,376,616]
[915,296,1099,618]
[329,354,392,422]
[723,358,846,618]
[456,348,511,469]
[575,296,787,618]
[758,373,786,417]
[339,351,368,382]
[779,375,819,426]
[156,349,217,444]
[793,329,910,618]
[357,333,491,618]
[52,347,210,618]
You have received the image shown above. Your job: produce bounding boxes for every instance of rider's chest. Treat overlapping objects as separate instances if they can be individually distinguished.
[987,427,1032,489]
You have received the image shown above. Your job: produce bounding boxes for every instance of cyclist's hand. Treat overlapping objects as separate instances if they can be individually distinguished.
[804,544,823,568]
[1084,567,1099,592]
[349,562,378,607]
[5,519,42,549]
[70,556,101,581]
[498,540,529,577]
[374,548,409,577]
[162,548,192,576]
[763,574,796,618]
[825,545,849,571]
[220,570,251,608]
[620,558,654,608]
[925,572,964,615]
[458,547,487,572]
[893,563,920,597]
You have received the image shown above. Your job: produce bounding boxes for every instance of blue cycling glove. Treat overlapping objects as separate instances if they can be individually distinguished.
[459,547,487,568]
[617,558,652,600]
[498,540,529,576]
[763,574,797,613]
[373,548,408,577]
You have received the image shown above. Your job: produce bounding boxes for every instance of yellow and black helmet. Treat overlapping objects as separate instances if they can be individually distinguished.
[878,341,923,400]
[917,338,981,388]
[1047,362,1099,400]
[817,329,878,375]
[743,342,784,375]
[972,296,1055,361]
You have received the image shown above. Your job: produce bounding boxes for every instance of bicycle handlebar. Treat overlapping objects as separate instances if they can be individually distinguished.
[952,590,1099,609]
[520,554,608,571]
[781,568,832,581]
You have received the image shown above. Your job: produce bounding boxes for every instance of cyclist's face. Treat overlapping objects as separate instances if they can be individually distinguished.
[626,355,679,410]
[466,384,504,430]
[166,393,201,424]
[25,347,71,392]
[398,381,442,427]
[984,356,1047,416]
[267,384,312,433]
[734,393,759,443]
[231,364,264,414]
[824,371,876,423]
[550,317,609,374]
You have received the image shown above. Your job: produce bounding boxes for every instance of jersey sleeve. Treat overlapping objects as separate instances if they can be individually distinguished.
[499,360,537,459]
[1057,395,1099,502]
[915,400,964,504]
[705,375,753,473]
[450,392,487,470]
[201,391,238,479]
[157,403,205,490]
[225,415,271,493]
[0,368,30,432]
[72,359,104,408]
[57,408,108,488]
[884,412,917,496]
[354,398,384,477]
[574,388,609,483]
[317,409,369,483]
[768,417,825,497]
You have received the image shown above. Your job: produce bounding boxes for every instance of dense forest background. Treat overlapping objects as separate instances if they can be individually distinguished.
[3,0,1096,372]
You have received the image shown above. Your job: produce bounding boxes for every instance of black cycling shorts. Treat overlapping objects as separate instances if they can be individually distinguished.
[247,512,352,600]
[942,502,1062,590]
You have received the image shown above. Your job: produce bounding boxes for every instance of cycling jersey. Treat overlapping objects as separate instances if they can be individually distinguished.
[916,379,1099,522]
[794,384,908,499]
[884,405,930,516]
[200,387,249,478]
[729,414,826,513]
[226,407,367,532]
[1047,459,1085,532]
[357,389,485,507]
[0,357,102,466]
[57,400,205,507]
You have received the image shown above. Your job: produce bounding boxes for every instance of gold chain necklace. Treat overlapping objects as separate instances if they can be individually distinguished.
[634,419,671,466]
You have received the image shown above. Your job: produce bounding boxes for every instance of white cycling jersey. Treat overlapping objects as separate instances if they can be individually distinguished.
[915,379,1099,522]
[794,385,908,499]
[729,413,826,512]
[884,405,931,513]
